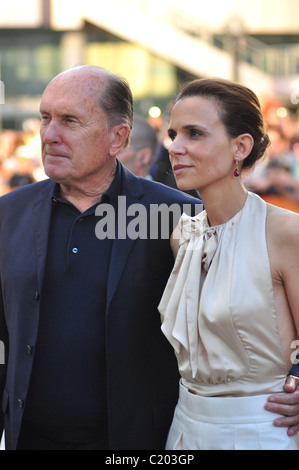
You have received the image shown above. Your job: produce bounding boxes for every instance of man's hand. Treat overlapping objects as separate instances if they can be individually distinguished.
[265,376,299,436]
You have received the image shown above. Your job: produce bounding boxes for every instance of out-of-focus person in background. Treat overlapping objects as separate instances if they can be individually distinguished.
[8,146,35,190]
[244,110,299,212]
[0,120,44,195]
[117,115,157,178]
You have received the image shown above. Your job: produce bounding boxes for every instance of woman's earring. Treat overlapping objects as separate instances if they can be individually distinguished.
[234,157,240,177]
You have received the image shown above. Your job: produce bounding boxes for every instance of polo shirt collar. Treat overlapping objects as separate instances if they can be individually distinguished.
[51,160,123,211]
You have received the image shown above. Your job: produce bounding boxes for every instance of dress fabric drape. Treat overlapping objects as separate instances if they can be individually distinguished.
[159,191,288,397]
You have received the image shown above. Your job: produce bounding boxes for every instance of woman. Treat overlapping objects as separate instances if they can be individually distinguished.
[158,78,299,450]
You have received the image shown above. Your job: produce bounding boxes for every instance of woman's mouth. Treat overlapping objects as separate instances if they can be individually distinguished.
[173,164,191,175]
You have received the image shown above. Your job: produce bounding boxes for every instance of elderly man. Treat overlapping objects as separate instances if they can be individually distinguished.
[0,65,298,450]
[0,65,200,450]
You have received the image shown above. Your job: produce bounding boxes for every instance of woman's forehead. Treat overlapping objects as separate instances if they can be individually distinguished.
[170,96,222,127]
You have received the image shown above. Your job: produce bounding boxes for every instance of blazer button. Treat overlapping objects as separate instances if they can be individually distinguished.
[34,291,40,300]
[26,345,33,355]
[17,398,24,408]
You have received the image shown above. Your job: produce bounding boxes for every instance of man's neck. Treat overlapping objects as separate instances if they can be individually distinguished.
[58,166,117,213]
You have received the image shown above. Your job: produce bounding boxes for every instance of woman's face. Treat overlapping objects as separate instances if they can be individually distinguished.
[168,96,236,193]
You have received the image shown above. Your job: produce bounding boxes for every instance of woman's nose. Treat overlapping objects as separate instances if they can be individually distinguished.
[169,136,186,156]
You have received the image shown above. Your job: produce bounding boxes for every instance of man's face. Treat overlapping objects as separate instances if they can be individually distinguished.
[39,74,114,187]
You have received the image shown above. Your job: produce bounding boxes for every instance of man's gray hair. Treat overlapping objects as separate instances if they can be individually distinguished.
[97,72,134,148]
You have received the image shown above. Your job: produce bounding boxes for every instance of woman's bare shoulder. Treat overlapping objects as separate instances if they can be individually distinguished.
[266,203,299,243]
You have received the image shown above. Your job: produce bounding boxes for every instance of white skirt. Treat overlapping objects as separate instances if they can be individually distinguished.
[166,381,299,450]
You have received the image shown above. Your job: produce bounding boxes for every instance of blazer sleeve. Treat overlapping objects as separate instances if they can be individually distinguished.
[288,355,299,377]
[0,275,8,439]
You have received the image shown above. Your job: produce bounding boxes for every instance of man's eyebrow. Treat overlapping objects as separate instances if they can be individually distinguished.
[39,109,80,119]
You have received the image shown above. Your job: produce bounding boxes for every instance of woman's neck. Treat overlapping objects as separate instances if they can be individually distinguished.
[201,183,248,227]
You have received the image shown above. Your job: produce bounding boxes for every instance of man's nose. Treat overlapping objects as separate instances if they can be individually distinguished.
[41,120,62,144]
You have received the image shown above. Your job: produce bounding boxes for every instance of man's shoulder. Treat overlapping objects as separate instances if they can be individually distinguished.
[0,179,53,206]
[138,177,200,204]
[120,161,201,206]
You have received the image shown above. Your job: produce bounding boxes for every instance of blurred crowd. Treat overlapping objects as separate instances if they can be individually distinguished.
[1,100,299,212]
[0,119,45,196]
[243,100,299,212]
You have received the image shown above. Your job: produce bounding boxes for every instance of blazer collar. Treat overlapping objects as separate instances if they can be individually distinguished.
[32,180,56,291]
[118,160,145,200]
[31,164,146,308]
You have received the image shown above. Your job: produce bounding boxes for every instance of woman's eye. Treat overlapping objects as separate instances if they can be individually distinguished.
[168,133,175,141]
[190,129,202,137]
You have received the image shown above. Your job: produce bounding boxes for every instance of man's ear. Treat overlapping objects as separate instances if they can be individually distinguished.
[109,124,130,157]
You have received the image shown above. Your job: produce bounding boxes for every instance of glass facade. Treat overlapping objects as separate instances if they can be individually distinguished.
[0,27,179,128]
[0,30,62,97]
[85,40,177,113]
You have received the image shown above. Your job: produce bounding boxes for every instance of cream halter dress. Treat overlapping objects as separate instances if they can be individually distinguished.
[158,191,298,450]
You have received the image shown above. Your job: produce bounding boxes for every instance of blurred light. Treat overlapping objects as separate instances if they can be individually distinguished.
[148,106,161,118]
[15,145,36,159]
[293,142,299,157]
[276,106,288,118]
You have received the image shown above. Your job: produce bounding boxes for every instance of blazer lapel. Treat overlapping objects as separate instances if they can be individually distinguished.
[32,180,54,292]
[106,165,144,310]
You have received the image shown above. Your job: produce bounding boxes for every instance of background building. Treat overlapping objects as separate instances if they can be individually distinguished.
[0,0,299,129]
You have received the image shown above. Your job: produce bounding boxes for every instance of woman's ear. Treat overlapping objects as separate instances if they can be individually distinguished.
[109,124,130,157]
[234,133,254,162]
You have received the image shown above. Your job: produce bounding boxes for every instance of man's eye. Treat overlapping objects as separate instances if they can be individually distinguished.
[65,118,81,127]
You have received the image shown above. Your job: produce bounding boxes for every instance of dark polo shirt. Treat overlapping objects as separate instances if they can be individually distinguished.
[21,165,122,445]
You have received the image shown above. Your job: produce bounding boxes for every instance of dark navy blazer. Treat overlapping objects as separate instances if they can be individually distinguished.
[0,163,201,450]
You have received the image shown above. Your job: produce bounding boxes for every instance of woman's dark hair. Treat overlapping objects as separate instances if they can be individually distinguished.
[176,78,270,170]
[97,72,134,148]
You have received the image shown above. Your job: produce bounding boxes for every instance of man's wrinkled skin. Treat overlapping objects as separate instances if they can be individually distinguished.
[266,376,299,436]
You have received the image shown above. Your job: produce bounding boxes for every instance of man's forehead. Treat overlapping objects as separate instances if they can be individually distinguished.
[48,69,105,94]
[40,86,97,115]
[39,70,106,116]
[39,102,83,117]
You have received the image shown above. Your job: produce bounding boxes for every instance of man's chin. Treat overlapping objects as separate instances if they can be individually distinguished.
[44,167,65,184]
